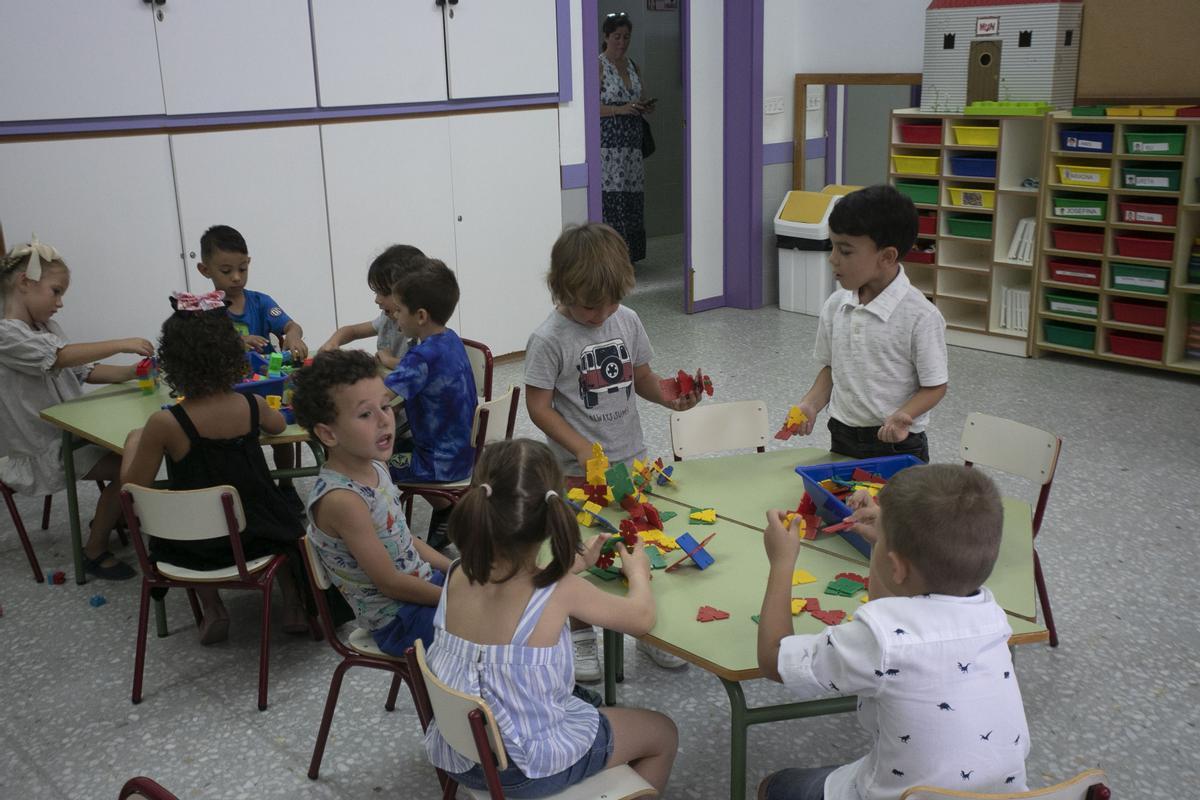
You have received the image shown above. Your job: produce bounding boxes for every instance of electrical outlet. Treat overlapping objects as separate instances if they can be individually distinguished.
[763,96,785,115]
[806,93,822,112]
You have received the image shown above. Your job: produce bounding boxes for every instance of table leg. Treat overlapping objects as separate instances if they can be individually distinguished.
[62,431,86,585]
[616,634,624,682]
[603,628,621,706]
[154,596,169,638]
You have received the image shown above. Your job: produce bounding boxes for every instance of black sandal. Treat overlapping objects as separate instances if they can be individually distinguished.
[83,550,137,581]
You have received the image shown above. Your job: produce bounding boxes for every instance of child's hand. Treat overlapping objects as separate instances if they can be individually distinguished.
[665,369,704,412]
[618,534,651,582]
[845,502,880,544]
[318,336,341,354]
[283,336,309,361]
[877,410,913,443]
[579,533,612,570]
[123,338,155,357]
[763,509,802,565]
[243,334,270,352]
[845,489,874,512]
[794,401,818,436]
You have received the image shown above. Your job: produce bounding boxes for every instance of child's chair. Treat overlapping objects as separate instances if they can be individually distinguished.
[900,768,1109,800]
[405,640,657,800]
[118,777,180,800]
[669,400,770,460]
[300,535,420,780]
[120,484,289,710]
[462,338,494,402]
[960,412,1064,647]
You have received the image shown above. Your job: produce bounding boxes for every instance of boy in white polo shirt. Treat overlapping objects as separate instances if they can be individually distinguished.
[756,464,1030,800]
[791,185,946,462]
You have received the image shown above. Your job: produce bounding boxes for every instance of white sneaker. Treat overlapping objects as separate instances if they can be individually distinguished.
[572,628,602,683]
[636,639,688,670]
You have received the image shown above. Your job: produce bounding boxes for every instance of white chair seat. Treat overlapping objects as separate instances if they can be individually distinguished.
[346,626,404,659]
[465,764,655,800]
[399,477,471,492]
[156,554,275,582]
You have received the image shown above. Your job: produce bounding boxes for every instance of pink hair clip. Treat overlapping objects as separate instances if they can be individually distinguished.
[170,290,227,313]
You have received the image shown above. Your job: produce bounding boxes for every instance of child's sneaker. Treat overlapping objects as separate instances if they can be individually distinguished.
[637,639,688,670]
[572,628,602,683]
[427,506,452,551]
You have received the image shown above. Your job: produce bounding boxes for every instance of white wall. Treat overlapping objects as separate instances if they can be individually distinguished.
[762,0,928,145]
[558,0,587,165]
[689,4,724,302]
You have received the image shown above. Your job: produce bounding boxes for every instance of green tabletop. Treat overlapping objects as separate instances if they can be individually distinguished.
[39,382,310,454]
[634,448,1037,620]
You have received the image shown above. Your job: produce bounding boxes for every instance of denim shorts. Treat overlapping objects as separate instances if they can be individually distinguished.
[370,569,445,656]
[761,765,839,800]
[451,712,614,799]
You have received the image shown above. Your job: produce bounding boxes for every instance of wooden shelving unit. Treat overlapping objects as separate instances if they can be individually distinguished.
[1032,112,1200,376]
[888,109,1045,357]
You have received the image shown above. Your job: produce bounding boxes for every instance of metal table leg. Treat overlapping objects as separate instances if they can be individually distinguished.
[603,628,621,706]
[62,431,86,585]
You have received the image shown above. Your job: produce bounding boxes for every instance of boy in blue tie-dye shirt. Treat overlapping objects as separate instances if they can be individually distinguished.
[384,259,477,546]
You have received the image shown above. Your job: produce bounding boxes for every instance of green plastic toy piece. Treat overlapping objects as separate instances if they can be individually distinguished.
[751,614,761,624]
[964,101,1051,116]
[268,352,283,376]
[587,565,621,581]
[605,462,636,502]
[824,577,865,597]
[645,546,667,570]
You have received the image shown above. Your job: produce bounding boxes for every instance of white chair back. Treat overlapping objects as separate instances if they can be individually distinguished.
[670,400,769,459]
[413,640,508,769]
[471,386,520,446]
[960,412,1061,485]
[900,768,1106,800]
[302,535,332,591]
[122,484,246,541]
[463,339,493,401]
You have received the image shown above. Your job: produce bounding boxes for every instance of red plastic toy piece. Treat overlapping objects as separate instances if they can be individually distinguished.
[797,494,816,515]
[642,502,663,531]
[811,609,846,625]
[803,597,821,612]
[696,605,730,622]
[820,519,856,534]
[658,369,712,401]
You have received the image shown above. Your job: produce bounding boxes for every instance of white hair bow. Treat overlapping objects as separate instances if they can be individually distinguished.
[7,235,62,281]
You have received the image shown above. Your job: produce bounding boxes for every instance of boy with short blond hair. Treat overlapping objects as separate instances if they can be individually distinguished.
[757,464,1029,800]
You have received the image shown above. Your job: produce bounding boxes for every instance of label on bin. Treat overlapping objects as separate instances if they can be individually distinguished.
[1131,141,1169,153]
[1126,210,1164,223]
[1066,136,1103,150]
[1115,275,1165,289]
[960,191,985,207]
[1050,300,1097,316]
[1064,168,1102,184]
[1127,175,1169,188]
[1055,206,1102,218]
[1054,269,1095,279]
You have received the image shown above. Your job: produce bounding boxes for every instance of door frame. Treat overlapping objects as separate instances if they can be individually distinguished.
[966,39,1002,106]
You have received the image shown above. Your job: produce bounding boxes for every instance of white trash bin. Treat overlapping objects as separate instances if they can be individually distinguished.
[775,186,854,316]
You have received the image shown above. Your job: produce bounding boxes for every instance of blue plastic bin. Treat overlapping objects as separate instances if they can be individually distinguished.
[949,156,997,178]
[234,375,286,399]
[794,455,924,558]
[1058,128,1113,153]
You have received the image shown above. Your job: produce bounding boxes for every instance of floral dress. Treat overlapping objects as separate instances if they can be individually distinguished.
[599,55,646,262]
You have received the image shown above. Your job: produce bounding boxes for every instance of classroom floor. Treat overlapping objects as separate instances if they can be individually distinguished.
[2,234,1196,798]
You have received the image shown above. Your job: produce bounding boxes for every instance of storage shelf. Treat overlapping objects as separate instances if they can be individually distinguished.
[1046,214,1106,228]
[1104,286,1171,300]
[937,290,989,304]
[1040,278,1100,293]
[937,260,991,273]
[1166,358,1200,374]
[890,171,942,180]
[943,204,995,214]
[1105,220,1177,234]
[1116,152,1186,162]
[1114,186,1181,198]
[998,187,1039,195]
[946,320,989,333]
[1050,149,1113,160]
[988,326,1031,339]
[993,258,1033,268]
[891,142,942,150]
[1043,246,1105,259]
[944,175,997,184]
[940,233,994,244]
[1105,252,1174,267]
[1096,348,1164,367]
[1037,339,1096,357]
[944,144,998,152]
[912,202,939,211]
[1040,309,1100,325]
[1045,182,1110,195]
[1101,318,1166,334]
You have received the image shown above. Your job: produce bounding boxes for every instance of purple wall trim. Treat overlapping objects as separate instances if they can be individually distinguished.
[561,162,589,189]
[720,0,764,309]
[583,2,602,221]
[682,0,693,311]
[824,85,839,186]
[689,295,726,313]
[556,0,573,104]
[762,138,826,165]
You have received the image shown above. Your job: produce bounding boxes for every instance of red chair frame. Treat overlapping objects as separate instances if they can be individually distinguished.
[118,776,180,800]
[3,479,121,583]
[404,646,460,800]
[462,337,494,402]
[120,487,287,710]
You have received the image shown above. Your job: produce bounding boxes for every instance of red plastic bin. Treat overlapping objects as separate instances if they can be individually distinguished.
[1048,259,1100,286]
[1051,227,1104,254]
[1111,298,1167,327]
[917,212,937,236]
[906,247,936,264]
[1108,330,1163,361]
[898,123,942,144]
[1114,233,1175,261]
[1117,200,1178,227]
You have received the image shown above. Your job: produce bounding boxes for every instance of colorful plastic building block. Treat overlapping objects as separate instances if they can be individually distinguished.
[48,570,66,585]
[135,357,159,395]
[791,597,807,615]
[576,500,605,528]
[810,609,846,625]
[585,442,610,486]
[265,394,283,410]
[696,605,729,622]
[640,529,680,552]
[774,405,809,440]
[659,369,714,401]
[267,352,283,377]
[655,464,675,486]
[791,569,817,586]
[689,508,717,524]
[587,564,621,581]
[825,577,866,597]
[665,531,716,572]
[644,546,667,569]
[605,462,637,504]
[88,594,107,607]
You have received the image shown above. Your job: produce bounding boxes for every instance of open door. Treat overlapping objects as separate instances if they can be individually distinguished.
[966,40,1001,105]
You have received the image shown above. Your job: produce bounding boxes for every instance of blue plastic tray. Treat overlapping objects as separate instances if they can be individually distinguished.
[234,375,286,398]
[949,156,997,178]
[794,455,924,558]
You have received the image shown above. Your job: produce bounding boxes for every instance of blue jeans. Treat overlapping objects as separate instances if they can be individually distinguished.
[452,712,614,798]
[370,570,445,656]
[761,766,839,800]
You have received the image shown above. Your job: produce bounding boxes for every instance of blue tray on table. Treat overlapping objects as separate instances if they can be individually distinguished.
[795,455,923,558]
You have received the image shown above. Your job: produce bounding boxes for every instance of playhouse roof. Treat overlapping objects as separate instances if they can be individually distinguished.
[928,0,1081,9]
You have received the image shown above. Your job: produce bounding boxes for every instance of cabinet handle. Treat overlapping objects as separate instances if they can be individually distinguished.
[189,251,196,259]
[457,215,463,222]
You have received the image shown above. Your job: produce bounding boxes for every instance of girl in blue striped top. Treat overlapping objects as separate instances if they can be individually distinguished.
[423,439,678,798]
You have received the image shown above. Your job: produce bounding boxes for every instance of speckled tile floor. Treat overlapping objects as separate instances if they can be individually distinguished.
[2,234,1197,798]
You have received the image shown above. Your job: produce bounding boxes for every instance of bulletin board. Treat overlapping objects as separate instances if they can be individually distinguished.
[1076,0,1200,103]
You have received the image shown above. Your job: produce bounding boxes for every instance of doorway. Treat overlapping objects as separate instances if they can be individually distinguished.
[967,40,1002,105]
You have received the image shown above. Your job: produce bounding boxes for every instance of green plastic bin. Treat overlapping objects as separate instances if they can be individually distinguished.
[1052,196,1108,220]
[1045,291,1098,319]
[1111,263,1170,295]
[894,180,939,205]
[1123,131,1185,155]
[1189,296,1200,322]
[1071,105,1108,117]
[1043,320,1096,350]
[1122,165,1181,191]
[947,215,993,239]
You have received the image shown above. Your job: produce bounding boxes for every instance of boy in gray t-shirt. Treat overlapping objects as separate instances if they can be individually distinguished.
[525,223,704,680]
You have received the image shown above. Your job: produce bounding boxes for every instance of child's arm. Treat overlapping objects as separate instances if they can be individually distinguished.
[561,540,656,635]
[412,536,453,574]
[87,363,138,384]
[879,310,949,442]
[279,320,308,361]
[376,350,401,370]
[120,412,172,486]
[633,364,703,412]
[877,384,947,443]
[318,321,377,353]
[53,338,154,370]
[792,366,833,437]
[757,509,804,681]
[525,386,592,468]
[255,395,289,435]
[313,490,443,605]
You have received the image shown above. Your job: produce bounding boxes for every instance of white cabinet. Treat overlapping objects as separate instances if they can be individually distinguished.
[0,2,165,122]
[321,118,459,337]
[449,109,560,354]
[170,127,337,346]
[310,1,448,107]
[444,0,560,99]
[153,0,316,114]
[0,136,186,343]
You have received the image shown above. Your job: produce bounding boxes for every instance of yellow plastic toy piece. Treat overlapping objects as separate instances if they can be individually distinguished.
[791,569,817,586]
[860,594,869,603]
[791,598,807,615]
[585,442,610,486]
[265,394,282,410]
[785,405,808,428]
[566,487,589,503]
[689,508,717,524]
[640,529,680,552]
[575,500,603,528]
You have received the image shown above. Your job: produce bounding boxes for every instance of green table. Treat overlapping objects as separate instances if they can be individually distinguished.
[586,448,1047,800]
[39,383,319,584]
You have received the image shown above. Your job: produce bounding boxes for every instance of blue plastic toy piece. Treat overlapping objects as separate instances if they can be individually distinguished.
[656,465,674,486]
[88,594,107,607]
[673,532,715,570]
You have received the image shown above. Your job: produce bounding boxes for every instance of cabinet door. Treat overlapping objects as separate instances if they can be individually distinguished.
[310,1,448,107]
[0,136,185,343]
[449,109,561,355]
[170,127,337,346]
[321,119,458,341]
[153,1,316,115]
[444,0,559,99]
[0,3,164,122]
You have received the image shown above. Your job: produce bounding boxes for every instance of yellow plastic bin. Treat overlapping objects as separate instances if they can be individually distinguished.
[946,187,996,209]
[891,155,939,175]
[1056,164,1112,187]
[1105,106,1142,117]
[951,126,1000,146]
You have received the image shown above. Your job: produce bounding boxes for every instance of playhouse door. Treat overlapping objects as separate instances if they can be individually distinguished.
[966,41,1002,105]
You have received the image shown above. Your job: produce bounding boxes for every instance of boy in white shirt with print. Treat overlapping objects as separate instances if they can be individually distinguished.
[757,464,1030,800]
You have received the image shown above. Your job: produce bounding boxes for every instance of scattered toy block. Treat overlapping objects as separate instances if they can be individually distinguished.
[810,609,846,626]
[696,605,730,622]
[860,595,869,603]
[659,369,713,401]
[265,394,283,410]
[820,519,856,535]
[689,508,717,524]
[791,598,807,615]
[640,530,680,552]
[803,597,821,612]
[576,500,604,528]
[825,577,865,597]
[655,464,675,486]
[658,510,677,523]
[750,614,760,624]
[88,594,108,608]
[587,565,620,581]
[605,462,636,503]
[666,531,717,572]
[566,487,589,503]
[645,546,667,569]
[774,405,809,440]
[835,572,868,586]
[792,569,817,586]
[585,442,610,486]
[268,352,283,377]
[48,570,66,586]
